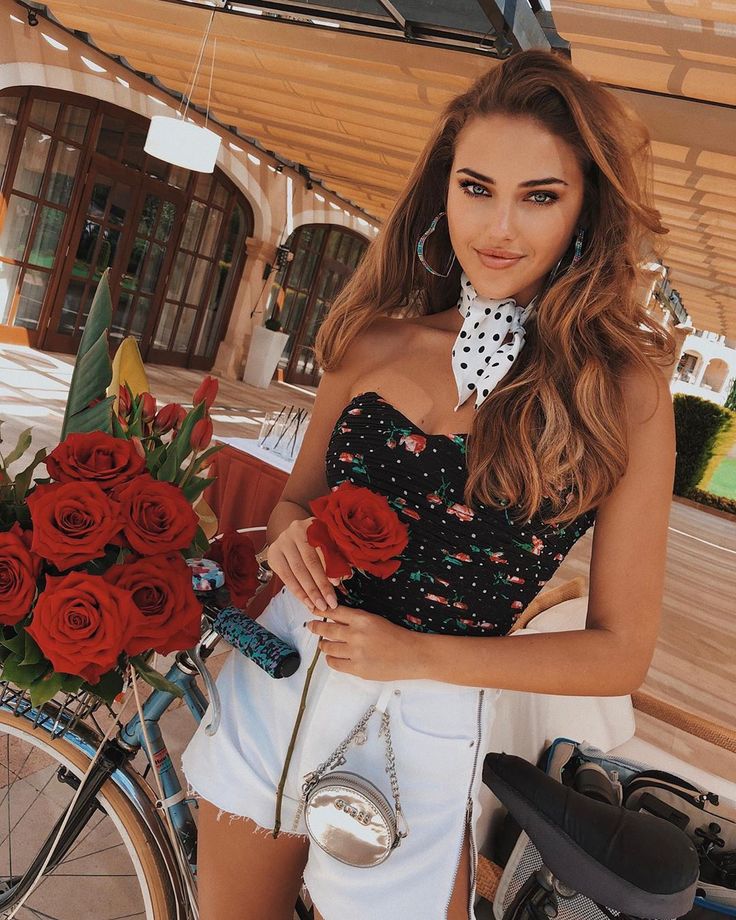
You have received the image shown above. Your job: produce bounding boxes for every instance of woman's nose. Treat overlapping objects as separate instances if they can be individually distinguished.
[486,202,516,239]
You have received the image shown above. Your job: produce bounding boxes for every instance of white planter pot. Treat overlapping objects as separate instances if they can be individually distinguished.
[242,326,290,388]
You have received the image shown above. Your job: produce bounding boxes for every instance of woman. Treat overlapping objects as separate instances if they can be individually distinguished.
[182,49,676,920]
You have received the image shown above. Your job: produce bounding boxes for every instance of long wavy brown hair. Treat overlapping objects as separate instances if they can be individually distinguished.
[313,49,675,526]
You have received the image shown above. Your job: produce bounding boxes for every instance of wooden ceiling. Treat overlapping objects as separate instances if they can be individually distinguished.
[40,0,736,336]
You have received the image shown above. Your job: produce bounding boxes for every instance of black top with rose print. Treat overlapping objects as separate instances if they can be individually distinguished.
[324,390,597,637]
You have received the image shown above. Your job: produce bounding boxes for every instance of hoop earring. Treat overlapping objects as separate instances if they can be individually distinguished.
[547,225,586,286]
[417,211,457,277]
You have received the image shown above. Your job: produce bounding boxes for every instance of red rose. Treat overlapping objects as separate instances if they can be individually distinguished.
[209,532,260,609]
[28,572,136,684]
[117,477,198,555]
[193,375,218,411]
[307,481,409,580]
[28,482,123,571]
[105,554,202,656]
[46,431,146,490]
[0,524,40,625]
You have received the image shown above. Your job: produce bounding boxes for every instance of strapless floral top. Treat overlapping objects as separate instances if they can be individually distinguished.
[324,390,596,636]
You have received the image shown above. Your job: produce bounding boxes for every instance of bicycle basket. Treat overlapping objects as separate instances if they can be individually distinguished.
[0,679,104,740]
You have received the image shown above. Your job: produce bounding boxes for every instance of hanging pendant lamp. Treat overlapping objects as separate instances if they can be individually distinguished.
[144,7,221,173]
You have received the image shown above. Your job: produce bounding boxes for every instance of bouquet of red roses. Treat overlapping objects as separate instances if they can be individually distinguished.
[0,272,226,706]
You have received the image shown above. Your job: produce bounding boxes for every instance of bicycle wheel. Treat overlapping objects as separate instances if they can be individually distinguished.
[0,710,178,920]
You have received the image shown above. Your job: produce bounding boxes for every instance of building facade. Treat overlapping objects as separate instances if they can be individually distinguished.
[0,2,375,380]
[671,330,736,407]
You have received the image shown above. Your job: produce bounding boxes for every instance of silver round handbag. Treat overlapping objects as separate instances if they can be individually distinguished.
[295,687,409,868]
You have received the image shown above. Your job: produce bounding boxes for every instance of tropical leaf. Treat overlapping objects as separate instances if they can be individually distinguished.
[130,655,183,698]
[61,270,114,439]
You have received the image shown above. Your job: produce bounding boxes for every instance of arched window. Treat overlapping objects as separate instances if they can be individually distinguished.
[263,224,369,387]
[0,87,251,368]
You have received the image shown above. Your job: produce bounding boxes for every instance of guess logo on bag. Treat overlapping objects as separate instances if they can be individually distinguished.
[335,798,373,826]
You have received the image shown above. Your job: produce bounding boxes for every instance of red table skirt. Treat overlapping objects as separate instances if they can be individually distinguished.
[205,443,290,619]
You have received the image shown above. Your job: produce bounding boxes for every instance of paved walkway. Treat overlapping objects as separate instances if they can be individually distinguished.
[1,343,734,783]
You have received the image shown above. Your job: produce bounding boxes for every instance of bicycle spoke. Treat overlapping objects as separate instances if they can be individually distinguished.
[53,812,106,863]
[0,765,59,851]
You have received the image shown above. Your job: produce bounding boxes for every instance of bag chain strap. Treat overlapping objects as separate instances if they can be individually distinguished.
[292,699,408,840]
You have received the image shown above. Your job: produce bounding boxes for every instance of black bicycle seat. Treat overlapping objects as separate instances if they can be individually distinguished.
[483,751,700,919]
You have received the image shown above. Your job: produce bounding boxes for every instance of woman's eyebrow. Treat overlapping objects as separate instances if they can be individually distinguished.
[456,167,568,188]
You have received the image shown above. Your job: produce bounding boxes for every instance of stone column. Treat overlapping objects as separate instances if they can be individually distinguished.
[213,237,279,380]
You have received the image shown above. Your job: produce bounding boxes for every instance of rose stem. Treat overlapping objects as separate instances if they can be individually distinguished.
[272,620,325,838]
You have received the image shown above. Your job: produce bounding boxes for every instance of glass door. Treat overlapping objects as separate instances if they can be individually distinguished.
[42,159,181,354]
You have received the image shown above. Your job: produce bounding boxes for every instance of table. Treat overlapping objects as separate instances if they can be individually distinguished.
[206,437,296,618]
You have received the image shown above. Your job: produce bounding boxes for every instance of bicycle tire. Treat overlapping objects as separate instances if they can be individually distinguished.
[0,709,179,920]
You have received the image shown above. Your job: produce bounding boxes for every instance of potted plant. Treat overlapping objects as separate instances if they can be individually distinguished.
[243,309,290,388]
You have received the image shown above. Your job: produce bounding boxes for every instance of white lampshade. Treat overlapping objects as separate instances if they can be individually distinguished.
[144,115,221,173]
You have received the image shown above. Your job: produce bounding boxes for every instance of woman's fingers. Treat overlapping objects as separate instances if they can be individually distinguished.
[281,544,336,612]
[266,545,317,611]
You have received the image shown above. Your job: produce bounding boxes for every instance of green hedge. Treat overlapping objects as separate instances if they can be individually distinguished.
[687,488,736,516]
[673,394,733,495]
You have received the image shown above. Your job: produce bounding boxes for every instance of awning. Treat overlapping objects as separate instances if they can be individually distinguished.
[34,0,736,336]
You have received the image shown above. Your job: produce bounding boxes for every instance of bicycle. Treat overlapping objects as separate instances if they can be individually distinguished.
[0,523,700,920]
[0,525,313,920]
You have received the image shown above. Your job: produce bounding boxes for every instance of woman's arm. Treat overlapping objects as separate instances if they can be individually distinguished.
[411,363,676,696]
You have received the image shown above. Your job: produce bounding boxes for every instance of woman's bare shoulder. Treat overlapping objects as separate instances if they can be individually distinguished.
[340,314,415,377]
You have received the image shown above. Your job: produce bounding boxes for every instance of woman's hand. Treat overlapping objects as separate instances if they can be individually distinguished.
[266,517,339,613]
[306,605,422,682]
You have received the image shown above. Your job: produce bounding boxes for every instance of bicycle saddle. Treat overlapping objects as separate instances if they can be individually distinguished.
[483,751,700,919]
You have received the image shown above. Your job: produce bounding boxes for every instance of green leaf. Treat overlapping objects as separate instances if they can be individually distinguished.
[29,670,65,707]
[181,476,216,503]
[111,413,127,439]
[191,443,223,475]
[22,631,44,667]
[65,395,115,436]
[13,447,47,501]
[0,631,26,657]
[1,653,48,688]
[186,524,209,559]
[144,442,168,476]
[60,673,84,693]
[156,402,205,482]
[86,668,124,705]
[3,428,33,467]
[130,655,183,698]
[61,270,113,440]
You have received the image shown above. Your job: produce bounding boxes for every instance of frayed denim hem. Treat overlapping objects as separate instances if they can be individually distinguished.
[185,783,310,841]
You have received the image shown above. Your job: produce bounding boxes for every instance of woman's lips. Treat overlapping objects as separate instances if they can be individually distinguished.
[476,250,525,270]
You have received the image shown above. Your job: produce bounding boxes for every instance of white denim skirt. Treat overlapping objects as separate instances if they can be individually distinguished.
[181,585,502,920]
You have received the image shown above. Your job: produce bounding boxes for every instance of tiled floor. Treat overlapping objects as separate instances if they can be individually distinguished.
[0,342,735,917]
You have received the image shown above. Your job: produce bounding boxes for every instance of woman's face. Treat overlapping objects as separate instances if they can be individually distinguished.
[446,113,586,306]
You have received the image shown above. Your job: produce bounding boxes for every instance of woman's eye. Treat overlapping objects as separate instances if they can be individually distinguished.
[528,191,558,206]
[459,180,488,198]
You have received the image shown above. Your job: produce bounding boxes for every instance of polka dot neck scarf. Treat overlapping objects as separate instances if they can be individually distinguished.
[451,271,539,412]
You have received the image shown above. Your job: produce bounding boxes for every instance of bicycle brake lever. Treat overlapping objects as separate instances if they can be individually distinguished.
[188,644,221,737]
